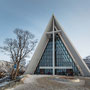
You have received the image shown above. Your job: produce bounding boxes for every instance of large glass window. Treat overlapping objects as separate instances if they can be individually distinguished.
[34,34,81,76]
[34,35,53,74]
[55,34,80,75]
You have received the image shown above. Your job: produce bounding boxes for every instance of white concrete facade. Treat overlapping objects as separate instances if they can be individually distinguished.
[25,15,90,77]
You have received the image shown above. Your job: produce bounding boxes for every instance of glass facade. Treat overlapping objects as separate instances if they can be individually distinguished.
[55,34,80,75]
[34,34,81,76]
[34,35,53,74]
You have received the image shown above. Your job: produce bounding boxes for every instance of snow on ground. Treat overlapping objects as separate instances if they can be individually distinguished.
[6,75,90,90]
[21,74,48,84]
[6,88,14,90]
[6,75,49,90]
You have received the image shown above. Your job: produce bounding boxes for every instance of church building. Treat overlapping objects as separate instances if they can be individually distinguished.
[25,15,90,77]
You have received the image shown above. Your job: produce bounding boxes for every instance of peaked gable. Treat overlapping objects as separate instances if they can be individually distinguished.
[25,15,90,76]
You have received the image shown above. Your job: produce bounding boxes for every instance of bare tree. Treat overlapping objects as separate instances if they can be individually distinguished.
[0,29,37,79]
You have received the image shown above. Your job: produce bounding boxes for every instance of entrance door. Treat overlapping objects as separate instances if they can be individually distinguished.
[40,69,45,74]
[66,69,73,76]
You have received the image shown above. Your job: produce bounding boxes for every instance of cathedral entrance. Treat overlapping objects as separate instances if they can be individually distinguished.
[66,69,73,76]
[40,69,45,74]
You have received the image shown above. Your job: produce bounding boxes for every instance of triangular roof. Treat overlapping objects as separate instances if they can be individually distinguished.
[25,15,90,76]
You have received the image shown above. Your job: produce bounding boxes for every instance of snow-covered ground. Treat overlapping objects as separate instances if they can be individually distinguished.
[6,75,90,90]
[0,60,12,73]
[21,74,48,84]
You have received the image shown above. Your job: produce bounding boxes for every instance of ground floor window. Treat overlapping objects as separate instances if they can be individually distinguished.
[35,68,80,76]
[55,69,73,76]
[35,68,53,75]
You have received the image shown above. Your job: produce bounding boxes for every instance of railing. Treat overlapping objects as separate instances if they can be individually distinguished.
[0,76,23,90]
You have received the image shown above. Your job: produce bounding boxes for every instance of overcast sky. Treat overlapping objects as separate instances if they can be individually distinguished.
[0,0,90,62]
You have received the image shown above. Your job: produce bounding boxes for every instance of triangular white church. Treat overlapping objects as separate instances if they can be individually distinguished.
[25,15,90,76]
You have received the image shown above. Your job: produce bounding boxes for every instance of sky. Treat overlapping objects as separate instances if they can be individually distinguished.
[0,0,90,63]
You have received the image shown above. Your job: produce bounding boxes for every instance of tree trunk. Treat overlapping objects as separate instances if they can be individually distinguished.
[11,62,20,80]
[11,62,16,79]
[14,61,20,79]
[11,68,15,79]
